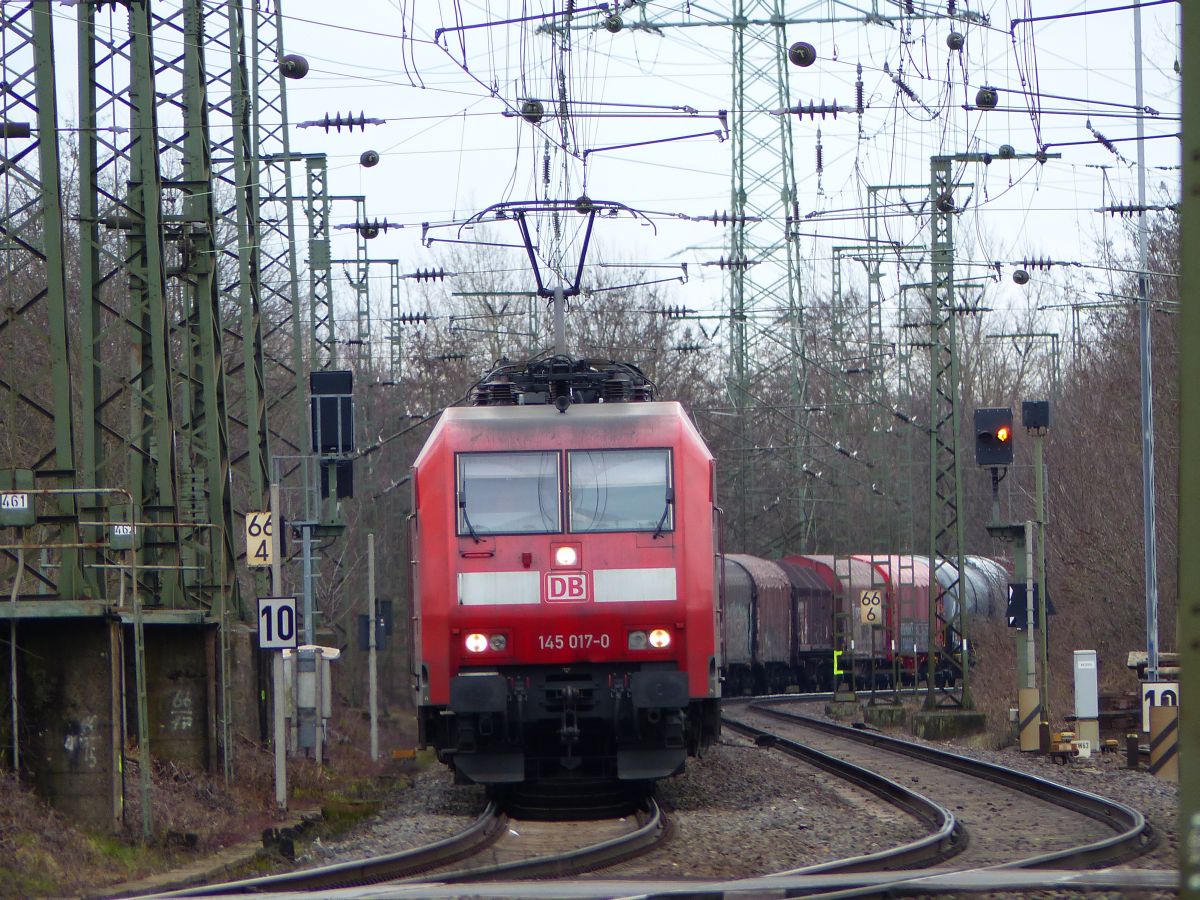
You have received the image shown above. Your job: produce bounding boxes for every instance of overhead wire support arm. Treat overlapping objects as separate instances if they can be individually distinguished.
[582,127,728,159]
[435,4,612,42]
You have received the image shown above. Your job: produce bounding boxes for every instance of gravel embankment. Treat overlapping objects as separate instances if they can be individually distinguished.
[302,764,487,865]
[296,707,1178,884]
[301,736,928,879]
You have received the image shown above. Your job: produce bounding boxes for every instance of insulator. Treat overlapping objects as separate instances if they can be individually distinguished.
[416,268,446,282]
[674,343,704,353]
[855,65,864,115]
[305,112,385,132]
[815,132,824,174]
[437,353,467,362]
[630,384,653,402]
[280,54,309,79]
[520,99,545,124]
[788,41,817,67]
[975,86,999,110]
[0,122,31,139]
[486,382,517,405]
[947,0,956,14]
[905,0,914,12]
[661,305,694,319]
[542,145,552,187]
[796,100,841,120]
[893,76,918,102]
[360,150,380,168]
[602,374,631,402]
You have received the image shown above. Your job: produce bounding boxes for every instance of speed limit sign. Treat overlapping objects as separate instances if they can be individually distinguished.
[257,597,298,649]
[859,589,884,626]
[245,511,273,568]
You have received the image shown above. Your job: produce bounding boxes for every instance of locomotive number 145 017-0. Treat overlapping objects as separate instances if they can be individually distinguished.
[538,633,611,651]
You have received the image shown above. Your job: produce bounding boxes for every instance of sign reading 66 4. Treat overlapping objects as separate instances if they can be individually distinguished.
[859,589,884,626]
[245,511,273,568]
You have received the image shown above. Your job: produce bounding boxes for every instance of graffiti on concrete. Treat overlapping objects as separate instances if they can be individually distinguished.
[63,715,100,769]
[169,689,194,731]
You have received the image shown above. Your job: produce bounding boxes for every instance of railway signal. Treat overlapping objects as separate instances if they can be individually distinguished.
[974,407,1014,466]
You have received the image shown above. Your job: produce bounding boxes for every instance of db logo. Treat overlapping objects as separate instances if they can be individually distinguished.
[546,572,589,603]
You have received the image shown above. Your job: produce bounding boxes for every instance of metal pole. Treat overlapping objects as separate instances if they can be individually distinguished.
[9,546,23,774]
[1133,0,1160,683]
[1176,3,1198,892]
[130,519,152,840]
[368,535,379,761]
[270,481,286,810]
[553,286,566,355]
[302,524,314,646]
[1025,522,1035,692]
[1034,431,1051,723]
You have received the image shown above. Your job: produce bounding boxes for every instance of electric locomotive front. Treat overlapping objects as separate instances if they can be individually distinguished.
[410,360,721,784]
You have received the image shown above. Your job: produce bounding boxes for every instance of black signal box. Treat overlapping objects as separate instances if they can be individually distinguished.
[1022,400,1050,431]
[975,407,1014,466]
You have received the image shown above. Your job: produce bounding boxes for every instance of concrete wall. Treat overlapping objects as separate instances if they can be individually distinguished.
[142,624,214,770]
[22,619,122,832]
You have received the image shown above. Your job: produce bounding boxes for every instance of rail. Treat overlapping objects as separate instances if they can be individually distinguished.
[753,700,1156,869]
[720,715,962,873]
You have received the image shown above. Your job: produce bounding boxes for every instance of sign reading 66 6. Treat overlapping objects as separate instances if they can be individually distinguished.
[859,589,884,626]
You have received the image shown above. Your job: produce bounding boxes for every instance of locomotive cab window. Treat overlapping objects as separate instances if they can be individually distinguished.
[456,451,560,536]
[568,449,673,533]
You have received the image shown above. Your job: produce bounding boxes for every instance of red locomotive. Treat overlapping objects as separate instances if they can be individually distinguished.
[410,358,722,784]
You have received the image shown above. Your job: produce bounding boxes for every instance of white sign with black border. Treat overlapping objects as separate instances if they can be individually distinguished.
[257,596,298,650]
[1140,681,1179,732]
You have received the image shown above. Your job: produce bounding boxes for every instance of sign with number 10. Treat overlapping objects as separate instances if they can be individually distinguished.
[257,597,298,649]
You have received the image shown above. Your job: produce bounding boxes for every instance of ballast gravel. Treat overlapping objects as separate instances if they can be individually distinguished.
[296,708,1176,884]
[300,736,928,879]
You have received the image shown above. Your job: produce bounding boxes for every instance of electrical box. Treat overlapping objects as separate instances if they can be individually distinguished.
[310,370,355,455]
[1074,650,1099,720]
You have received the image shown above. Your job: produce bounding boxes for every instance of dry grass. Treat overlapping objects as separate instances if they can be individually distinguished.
[0,703,418,898]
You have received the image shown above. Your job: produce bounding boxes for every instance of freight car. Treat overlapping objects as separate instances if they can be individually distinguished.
[721,554,1009,693]
[409,357,721,784]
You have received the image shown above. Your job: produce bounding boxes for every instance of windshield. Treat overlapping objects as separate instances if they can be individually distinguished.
[569,449,672,533]
[457,452,560,535]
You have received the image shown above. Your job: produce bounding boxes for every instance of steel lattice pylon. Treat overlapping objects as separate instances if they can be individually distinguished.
[250,2,310,441]
[925,156,970,708]
[729,0,810,555]
[0,1,83,599]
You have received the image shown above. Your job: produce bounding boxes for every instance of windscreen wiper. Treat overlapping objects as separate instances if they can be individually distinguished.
[458,490,482,543]
[652,487,674,540]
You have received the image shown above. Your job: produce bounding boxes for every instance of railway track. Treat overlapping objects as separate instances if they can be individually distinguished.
[732,698,1155,871]
[152,785,665,896]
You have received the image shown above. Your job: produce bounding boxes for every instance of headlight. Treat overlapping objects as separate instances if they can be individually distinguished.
[648,628,671,649]
[554,545,578,567]
[465,633,488,653]
[628,630,647,650]
[489,633,507,651]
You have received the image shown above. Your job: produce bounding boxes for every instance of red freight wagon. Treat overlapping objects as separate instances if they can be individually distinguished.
[723,555,792,694]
